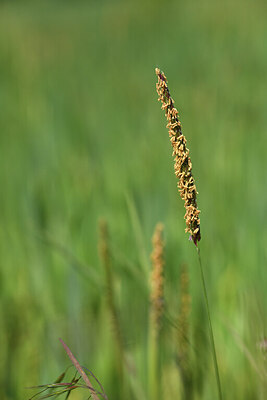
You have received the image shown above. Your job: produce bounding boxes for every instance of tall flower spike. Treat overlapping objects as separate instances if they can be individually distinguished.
[155,68,201,245]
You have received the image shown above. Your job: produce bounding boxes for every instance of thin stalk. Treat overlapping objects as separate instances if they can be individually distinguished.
[148,223,164,400]
[197,247,223,400]
[148,328,160,400]
[177,263,192,400]
[98,220,125,397]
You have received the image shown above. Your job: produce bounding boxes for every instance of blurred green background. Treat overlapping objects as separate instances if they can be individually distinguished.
[0,0,266,399]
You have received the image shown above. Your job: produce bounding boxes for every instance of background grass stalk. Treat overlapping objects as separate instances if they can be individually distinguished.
[177,264,192,399]
[148,223,164,400]
[148,329,159,400]
[98,219,125,397]
[197,248,223,400]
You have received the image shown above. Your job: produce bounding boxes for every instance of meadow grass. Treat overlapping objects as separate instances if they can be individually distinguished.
[0,0,267,399]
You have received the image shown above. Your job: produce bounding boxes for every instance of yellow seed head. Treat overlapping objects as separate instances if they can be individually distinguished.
[155,68,201,245]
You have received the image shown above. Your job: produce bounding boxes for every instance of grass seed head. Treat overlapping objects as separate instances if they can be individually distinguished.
[155,68,201,245]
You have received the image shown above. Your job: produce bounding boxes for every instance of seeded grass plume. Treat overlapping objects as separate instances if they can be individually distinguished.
[155,68,201,245]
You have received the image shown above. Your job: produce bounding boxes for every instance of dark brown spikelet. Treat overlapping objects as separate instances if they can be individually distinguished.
[155,68,201,246]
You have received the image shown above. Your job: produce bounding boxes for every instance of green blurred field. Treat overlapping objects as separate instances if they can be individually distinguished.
[0,0,266,399]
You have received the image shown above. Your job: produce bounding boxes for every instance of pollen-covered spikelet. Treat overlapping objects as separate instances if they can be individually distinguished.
[150,223,165,334]
[155,68,201,245]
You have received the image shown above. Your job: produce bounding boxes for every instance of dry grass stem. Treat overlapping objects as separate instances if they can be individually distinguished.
[155,68,201,245]
[59,338,103,400]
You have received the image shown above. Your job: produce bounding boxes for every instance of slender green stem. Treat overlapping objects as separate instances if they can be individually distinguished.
[148,327,160,400]
[197,247,223,400]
